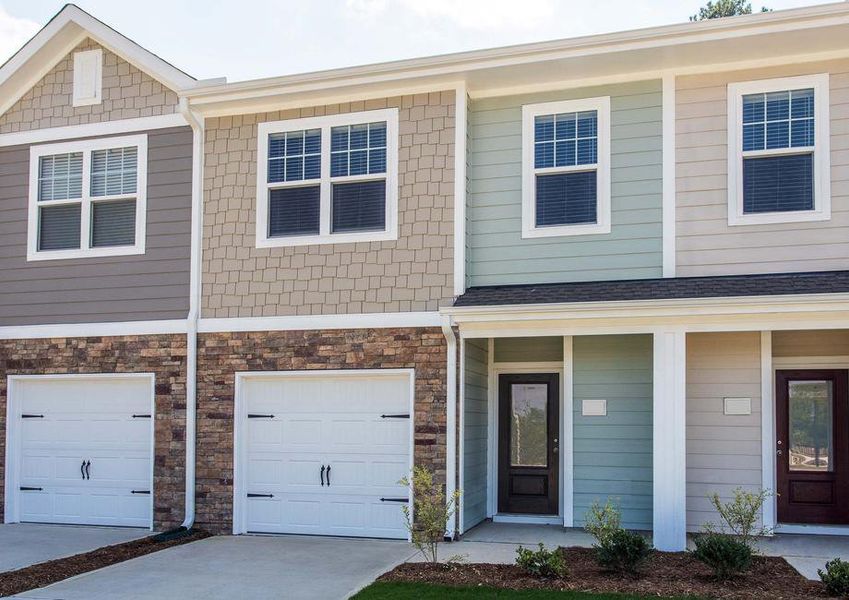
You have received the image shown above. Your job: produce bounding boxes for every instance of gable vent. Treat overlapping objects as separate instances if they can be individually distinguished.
[73,49,103,107]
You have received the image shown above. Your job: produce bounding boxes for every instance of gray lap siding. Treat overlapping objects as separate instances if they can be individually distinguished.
[0,126,193,326]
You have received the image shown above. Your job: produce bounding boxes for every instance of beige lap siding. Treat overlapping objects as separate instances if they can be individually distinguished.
[0,39,179,133]
[675,59,849,276]
[0,335,187,529]
[201,91,455,318]
[686,332,763,532]
[194,328,447,534]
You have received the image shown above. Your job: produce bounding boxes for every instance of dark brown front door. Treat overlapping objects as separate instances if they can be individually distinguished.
[776,370,849,525]
[498,373,559,515]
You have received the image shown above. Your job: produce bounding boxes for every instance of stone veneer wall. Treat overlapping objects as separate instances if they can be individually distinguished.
[0,335,187,529]
[194,328,447,533]
[201,91,455,318]
[0,38,179,134]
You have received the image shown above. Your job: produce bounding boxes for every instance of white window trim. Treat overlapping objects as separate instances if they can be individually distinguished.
[727,73,831,226]
[27,134,148,261]
[255,108,399,248]
[521,96,611,239]
[72,49,103,107]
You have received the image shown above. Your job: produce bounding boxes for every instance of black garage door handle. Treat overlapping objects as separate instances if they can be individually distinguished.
[20,486,43,491]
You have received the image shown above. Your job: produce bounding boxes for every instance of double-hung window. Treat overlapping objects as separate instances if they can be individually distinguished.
[727,74,830,225]
[27,134,147,261]
[256,108,399,247]
[521,97,611,238]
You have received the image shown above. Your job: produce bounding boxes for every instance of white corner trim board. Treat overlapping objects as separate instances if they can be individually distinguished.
[0,319,188,340]
[0,114,188,148]
[662,73,676,278]
[198,312,442,333]
[453,82,468,296]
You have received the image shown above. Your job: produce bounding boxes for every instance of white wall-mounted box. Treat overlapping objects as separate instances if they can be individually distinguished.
[582,399,607,416]
[724,397,752,416]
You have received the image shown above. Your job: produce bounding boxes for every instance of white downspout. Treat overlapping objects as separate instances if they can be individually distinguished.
[178,98,204,530]
[441,315,458,539]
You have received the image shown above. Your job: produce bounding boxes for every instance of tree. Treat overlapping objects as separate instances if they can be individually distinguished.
[690,0,771,21]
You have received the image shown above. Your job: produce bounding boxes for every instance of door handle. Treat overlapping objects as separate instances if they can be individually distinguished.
[320,465,325,487]
[85,460,91,480]
[81,460,86,480]
[326,465,331,487]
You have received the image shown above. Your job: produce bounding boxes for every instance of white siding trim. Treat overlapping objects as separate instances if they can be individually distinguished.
[254,108,399,248]
[562,335,574,527]
[652,329,687,551]
[458,337,466,534]
[197,312,441,333]
[0,319,187,340]
[0,114,188,147]
[442,316,458,538]
[726,73,831,226]
[760,331,776,531]
[521,97,611,239]
[453,83,468,296]
[662,73,676,278]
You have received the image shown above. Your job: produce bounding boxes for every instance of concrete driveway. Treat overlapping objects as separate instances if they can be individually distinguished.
[0,524,149,573]
[13,535,416,600]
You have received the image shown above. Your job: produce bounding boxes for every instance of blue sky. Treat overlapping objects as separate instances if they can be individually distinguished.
[0,0,825,83]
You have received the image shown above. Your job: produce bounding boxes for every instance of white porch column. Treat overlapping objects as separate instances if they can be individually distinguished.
[652,329,687,551]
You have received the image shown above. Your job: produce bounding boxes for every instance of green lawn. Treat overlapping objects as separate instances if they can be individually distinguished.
[352,581,702,600]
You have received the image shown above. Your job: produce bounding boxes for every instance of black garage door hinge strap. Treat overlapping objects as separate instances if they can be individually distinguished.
[247,493,274,498]
[21,414,44,419]
[379,497,408,503]
[380,414,410,419]
[247,414,275,419]
[132,414,151,418]
[20,486,43,491]
[131,490,150,494]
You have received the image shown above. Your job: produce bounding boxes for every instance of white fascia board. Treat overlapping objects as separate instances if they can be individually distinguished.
[0,5,195,119]
[0,113,187,148]
[184,3,849,107]
[0,319,188,340]
[198,312,443,333]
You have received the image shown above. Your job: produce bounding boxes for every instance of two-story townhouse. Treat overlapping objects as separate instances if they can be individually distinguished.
[3,3,849,553]
[0,6,200,532]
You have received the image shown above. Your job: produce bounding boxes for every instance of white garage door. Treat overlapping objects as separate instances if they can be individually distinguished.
[10,376,153,528]
[240,371,411,539]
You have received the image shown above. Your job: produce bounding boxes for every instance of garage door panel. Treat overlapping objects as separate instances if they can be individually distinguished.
[243,373,410,539]
[12,377,153,528]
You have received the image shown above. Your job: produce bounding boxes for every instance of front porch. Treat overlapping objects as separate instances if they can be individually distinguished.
[453,320,849,551]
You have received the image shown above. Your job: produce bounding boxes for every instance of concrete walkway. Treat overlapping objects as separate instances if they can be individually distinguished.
[0,524,149,573]
[13,534,417,600]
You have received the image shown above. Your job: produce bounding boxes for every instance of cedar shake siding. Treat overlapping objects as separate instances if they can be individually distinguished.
[201,91,455,318]
[0,38,179,134]
[0,126,193,325]
[194,328,447,533]
[0,335,187,529]
[676,58,849,276]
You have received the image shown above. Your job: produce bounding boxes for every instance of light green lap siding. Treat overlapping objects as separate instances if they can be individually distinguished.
[573,335,653,530]
[463,338,489,530]
[494,337,563,363]
[467,80,663,287]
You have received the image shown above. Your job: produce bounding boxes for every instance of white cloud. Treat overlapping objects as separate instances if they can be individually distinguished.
[399,0,556,30]
[346,0,556,30]
[0,7,39,65]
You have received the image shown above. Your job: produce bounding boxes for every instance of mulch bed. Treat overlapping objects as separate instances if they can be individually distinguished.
[0,529,211,598]
[379,547,829,600]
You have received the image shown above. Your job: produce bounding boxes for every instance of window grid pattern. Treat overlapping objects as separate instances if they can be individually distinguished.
[330,122,387,177]
[38,153,83,201]
[91,146,138,197]
[268,129,321,183]
[534,111,597,169]
[742,88,814,152]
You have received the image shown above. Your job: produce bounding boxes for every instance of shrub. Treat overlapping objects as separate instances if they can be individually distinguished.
[584,498,622,547]
[819,558,849,597]
[399,466,461,564]
[704,488,771,550]
[691,533,753,580]
[515,543,568,578]
[594,528,652,575]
